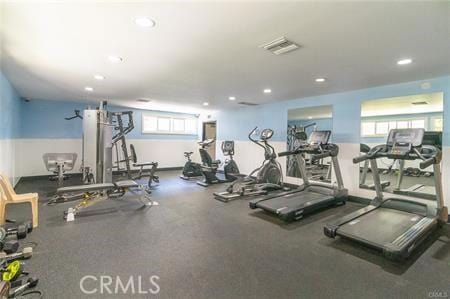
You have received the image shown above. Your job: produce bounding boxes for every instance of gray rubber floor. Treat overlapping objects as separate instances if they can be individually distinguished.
[10,170,450,298]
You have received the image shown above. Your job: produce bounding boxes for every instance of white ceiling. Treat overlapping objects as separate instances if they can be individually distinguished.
[288,105,332,120]
[1,1,450,112]
[361,92,443,117]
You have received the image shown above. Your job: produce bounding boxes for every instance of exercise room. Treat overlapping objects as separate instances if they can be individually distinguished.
[0,1,449,298]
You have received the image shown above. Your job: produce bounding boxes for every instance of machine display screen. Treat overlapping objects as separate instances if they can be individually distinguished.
[387,128,424,147]
[222,141,234,151]
[261,129,274,140]
[308,130,331,145]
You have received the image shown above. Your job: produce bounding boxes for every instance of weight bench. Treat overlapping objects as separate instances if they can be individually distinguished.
[56,180,152,220]
[129,144,160,188]
[43,153,77,187]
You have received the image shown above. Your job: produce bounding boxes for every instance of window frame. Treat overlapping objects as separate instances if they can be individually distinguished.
[361,117,427,137]
[142,113,198,135]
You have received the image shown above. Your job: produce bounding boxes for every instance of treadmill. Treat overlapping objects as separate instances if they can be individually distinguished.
[359,143,390,190]
[393,131,442,200]
[249,130,348,222]
[324,128,448,260]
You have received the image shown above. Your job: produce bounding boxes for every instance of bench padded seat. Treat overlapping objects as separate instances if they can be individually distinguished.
[57,180,138,194]
[114,180,139,188]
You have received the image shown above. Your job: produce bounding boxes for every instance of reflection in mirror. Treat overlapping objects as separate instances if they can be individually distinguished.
[287,105,333,181]
[359,92,443,199]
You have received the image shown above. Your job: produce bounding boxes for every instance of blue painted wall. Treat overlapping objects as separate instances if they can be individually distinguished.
[0,71,21,139]
[20,99,199,140]
[216,76,450,146]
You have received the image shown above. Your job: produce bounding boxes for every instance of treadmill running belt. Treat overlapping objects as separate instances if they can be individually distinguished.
[256,191,333,213]
[338,208,424,246]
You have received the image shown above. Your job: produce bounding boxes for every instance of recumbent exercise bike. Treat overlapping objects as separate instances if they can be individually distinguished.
[196,139,241,187]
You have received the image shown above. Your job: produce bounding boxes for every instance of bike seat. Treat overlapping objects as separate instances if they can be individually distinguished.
[184,151,193,156]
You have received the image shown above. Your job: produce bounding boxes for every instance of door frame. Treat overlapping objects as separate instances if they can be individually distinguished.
[202,121,217,141]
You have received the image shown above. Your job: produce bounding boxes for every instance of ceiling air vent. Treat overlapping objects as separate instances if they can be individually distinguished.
[238,102,259,106]
[260,37,300,55]
[411,101,428,105]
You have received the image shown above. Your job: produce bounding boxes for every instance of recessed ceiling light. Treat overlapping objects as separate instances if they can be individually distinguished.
[263,89,271,94]
[203,102,209,106]
[135,17,156,28]
[308,116,313,119]
[94,75,105,80]
[84,87,94,92]
[315,78,326,83]
[229,96,236,101]
[397,58,412,65]
[108,55,123,63]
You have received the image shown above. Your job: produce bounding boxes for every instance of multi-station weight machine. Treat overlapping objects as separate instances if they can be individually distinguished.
[46,101,159,220]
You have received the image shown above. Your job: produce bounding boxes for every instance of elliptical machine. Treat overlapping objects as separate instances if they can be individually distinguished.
[214,127,285,202]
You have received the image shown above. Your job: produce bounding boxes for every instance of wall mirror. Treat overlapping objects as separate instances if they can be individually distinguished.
[359,92,443,199]
[287,105,333,180]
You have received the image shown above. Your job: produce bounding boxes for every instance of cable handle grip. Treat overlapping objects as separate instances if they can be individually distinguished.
[420,157,435,169]
[353,154,369,164]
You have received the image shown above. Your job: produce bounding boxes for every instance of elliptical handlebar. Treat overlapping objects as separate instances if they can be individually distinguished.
[248,127,259,143]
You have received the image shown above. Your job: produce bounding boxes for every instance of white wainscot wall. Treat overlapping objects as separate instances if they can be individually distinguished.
[0,139,19,185]
[16,138,201,177]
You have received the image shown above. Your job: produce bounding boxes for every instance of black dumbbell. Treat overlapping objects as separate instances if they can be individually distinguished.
[3,221,33,239]
[0,228,19,254]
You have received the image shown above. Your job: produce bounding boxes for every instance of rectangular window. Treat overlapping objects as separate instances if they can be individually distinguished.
[375,122,389,135]
[185,118,197,134]
[432,118,443,131]
[388,121,397,130]
[142,115,157,132]
[362,118,430,137]
[172,118,185,132]
[397,121,408,129]
[411,119,425,129]
[361,122,375,136]
[142,113,198,135]
[157,117,171,131]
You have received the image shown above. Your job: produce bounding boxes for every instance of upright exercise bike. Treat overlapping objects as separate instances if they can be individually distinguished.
[180,150,202,180]
[214,127,285,202]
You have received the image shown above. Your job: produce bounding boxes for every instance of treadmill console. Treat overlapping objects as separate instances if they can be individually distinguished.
[308,130,331,145]
[387,129,424,156]
[260,129,274,141]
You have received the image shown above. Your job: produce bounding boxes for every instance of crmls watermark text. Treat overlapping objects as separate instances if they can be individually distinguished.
[428,291,448,298]
[80,275,160,295]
